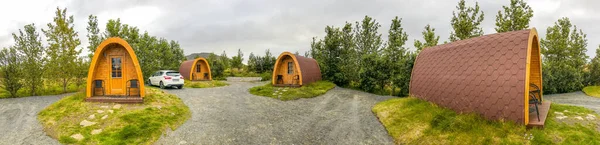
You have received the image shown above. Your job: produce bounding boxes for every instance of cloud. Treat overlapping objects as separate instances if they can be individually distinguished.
[0,0,599,60]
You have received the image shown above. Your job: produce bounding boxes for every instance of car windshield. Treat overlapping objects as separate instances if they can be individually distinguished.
[166,72,180,76]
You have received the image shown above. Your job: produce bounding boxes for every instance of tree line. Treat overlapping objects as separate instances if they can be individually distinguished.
[308,0,599,96]
[0,7,186,98]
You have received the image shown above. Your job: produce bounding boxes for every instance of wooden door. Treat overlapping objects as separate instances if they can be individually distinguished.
[194,63,202,80]
[110,56,124,95]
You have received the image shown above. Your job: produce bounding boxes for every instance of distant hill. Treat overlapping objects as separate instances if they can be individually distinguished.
[185,52,213,60]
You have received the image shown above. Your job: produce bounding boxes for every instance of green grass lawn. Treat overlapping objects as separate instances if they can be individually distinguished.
[249,81,336,101]
[183,80,229,88]
[0,82,84,98]
[372,97,600,144]
[582,86,600,98]
[37,88,191,145]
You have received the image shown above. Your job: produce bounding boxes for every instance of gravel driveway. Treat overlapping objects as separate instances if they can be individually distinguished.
[0,94,72,145]
[156,82,394,145]
[544,91,600,114]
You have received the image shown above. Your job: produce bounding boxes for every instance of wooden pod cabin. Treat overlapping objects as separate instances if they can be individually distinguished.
[86,37,145,103]
[410,29,548,127]
[272,52,321,87]
[179,57,212,81]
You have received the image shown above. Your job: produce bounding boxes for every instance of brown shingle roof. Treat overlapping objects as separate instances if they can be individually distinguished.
[410,29,538,124]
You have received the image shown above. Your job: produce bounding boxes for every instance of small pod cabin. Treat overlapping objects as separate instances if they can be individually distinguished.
[272,52,322,87]
[179,57,212,81]
[86,37,145,103]
[410,29,548,127]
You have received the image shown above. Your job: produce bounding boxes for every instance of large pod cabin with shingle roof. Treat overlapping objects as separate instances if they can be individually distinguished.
[410,29,549,127]
[85,37,145,103]
[272,52,322,87]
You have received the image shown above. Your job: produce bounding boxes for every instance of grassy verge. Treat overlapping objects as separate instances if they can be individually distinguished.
[372,97,600,144]
[0,82,84,98]
[249,81,335,101]
[582,86,600,98]
[184,80,229,88]
[37,88,191,144]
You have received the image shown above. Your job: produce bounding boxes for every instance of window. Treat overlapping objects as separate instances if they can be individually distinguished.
[111,58,122,78]
[196,64,201,72]
[166,72,181,76]
[288,62,294,74]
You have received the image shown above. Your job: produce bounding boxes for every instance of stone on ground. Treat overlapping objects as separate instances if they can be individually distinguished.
[586,114,596,120]
[70,133,84,141]
[113,104,122,109]
[101,115,108,120]
[97,110,104,114]
[91,129,103,135]
[88,114,96,119]
[80,120,97,127]
[574,116,584,120]
[556,116,567,120]
[272,93,277,96]
[108,110,114,114]
[100,106,109,109]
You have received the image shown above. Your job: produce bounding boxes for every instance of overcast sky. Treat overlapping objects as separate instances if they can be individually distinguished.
[1,0,599,60]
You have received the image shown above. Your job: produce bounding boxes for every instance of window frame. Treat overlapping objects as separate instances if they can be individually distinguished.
[111,57,122,78]
[287,62,294,74]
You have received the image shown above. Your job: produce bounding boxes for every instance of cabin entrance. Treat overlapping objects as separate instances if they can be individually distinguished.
[110,56,124,95]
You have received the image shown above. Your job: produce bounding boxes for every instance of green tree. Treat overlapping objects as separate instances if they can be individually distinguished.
[541,17,588,94]
[86,15,102,58]
[0,46,23,98]
[587,45,600,85]
[208,53,225,79]
[13,24,45,96]
[449,0,484,42]
[383,16,409,96]
[495,0,534,33]
[231,49,244,69]
[42,7,82,93]
[339,22,357,86]
[414,24,440,52]
[220,51,230,70]
[354,16,383,92]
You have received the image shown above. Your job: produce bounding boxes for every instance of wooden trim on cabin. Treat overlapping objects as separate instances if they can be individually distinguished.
[189,57,212,81]
[86,37,145,98]
[524,28,542,125]
[272,52,303,86]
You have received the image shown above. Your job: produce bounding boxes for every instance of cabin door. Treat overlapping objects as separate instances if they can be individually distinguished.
[194,63,202,80]
[110,56,125,95]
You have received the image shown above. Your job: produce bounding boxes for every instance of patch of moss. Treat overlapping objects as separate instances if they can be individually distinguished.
[37,88,191,145]
[249,81,335,101]
[372,97,600,144]
[582,86,600,98]
[184,80,229,88]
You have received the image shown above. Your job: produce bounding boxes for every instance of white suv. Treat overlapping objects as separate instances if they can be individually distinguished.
[148,70,184,89]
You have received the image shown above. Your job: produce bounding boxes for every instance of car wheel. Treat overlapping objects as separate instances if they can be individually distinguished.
[147,79,152,86]
[160,82,165,89]
[178,85,183,89]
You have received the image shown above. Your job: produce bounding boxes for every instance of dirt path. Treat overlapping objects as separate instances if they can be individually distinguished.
[0,94,72,145]
[155,82,394,145]
[544,91,600,114]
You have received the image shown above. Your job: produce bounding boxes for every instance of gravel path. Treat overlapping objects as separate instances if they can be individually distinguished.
[544,91,600,114]
[0,93,72,145]
[156,81,394,145]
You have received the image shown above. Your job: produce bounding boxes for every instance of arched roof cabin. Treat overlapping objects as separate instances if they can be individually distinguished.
[272,52,322,87]
[410,29,545,126]
[179,57,212,81]
[86,37,145,103]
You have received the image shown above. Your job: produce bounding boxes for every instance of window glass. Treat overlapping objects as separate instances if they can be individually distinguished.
[196,64,201,72]
[111,58,122,78]
[288,62,294,74]
[166,72,181,76]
